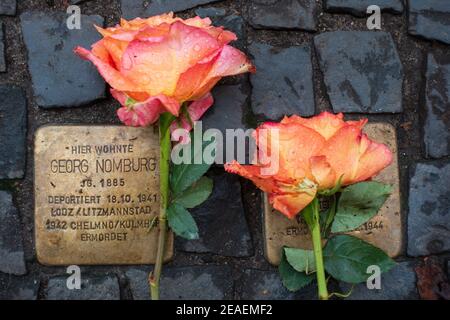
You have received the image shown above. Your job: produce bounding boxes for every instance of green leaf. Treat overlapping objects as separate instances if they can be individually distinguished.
[323,235,396,284]
[279,250,314,292]
[170,133,215,195]
[173,176,213,209]
[284,247,316,273]
[167,204,199,240]
[331,182,392,233]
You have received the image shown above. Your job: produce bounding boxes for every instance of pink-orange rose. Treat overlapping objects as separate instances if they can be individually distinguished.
[225,112,393,219]
[75,13,255,128]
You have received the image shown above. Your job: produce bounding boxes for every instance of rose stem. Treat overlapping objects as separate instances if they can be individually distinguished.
[149,116,172,300]
[310,198,329,300]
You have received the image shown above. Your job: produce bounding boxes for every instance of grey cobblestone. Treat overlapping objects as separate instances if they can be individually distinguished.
[202,84,250,164]
[249,42,315,120]
[324,0,404,17]
[314,31,403,113]
[0,85,27,179]
[177,170,254,257]
[70,1,92,4]
[0,0,16,16]
[121,0,221,19]
[0,191,26,275]
[408,162,450,257]
[0,23,5,72]
[237,269,323,300]
[248,0,318,31]
[46,274,120,300]
[126,266,233,300]
[408,0,450,45]
[339,261,419,300]
[424,53,450,158]
[20,11,105,108]
[0,274,39,300]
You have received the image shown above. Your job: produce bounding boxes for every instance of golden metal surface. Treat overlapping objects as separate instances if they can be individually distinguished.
[35,125,173,265]
[263,123,402,265]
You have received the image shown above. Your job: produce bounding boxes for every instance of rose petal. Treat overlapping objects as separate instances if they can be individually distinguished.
[190,45,256,100]
[282,112,367,140]
[352,133,393,183]
[120,21,222,96]
[225,160,281,194]
[270,192,316,219]
[174,51,220,101]
[74,46,145,92]
[91,40,115,66]
[208,45,257,77]
[117,103,162,127]
[97,38,129,68]
[255,122,326,182]
[112,89,181,127]
[309,156,337,190]
[188,93,214,121]
[170,93,214,143]
[317,125,392,185]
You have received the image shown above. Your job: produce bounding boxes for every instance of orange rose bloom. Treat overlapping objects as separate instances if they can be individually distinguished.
[75,13,255,127]
[225,112,393,219]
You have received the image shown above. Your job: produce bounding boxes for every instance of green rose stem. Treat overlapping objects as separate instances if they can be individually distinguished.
[149,115,173,300]
[304,198,329,300]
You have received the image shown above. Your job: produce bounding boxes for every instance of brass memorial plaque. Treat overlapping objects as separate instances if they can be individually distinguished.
[263,123,402,265]
[35,125,173,265]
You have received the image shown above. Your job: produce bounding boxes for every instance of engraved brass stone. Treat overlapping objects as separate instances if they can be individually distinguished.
[35,126,173,265]
[263,123,402,265]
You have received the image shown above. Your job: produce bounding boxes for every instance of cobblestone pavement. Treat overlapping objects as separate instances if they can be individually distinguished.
[0,0,449,300]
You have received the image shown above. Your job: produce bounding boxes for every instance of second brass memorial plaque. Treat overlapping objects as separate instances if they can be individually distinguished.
[35,125,173,265]
[263,123,402,265]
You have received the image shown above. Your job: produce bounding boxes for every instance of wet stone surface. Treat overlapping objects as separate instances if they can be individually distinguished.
[424,53,450,159]
[249,42,315,120]
[0,23,5,72]
[177,170,253,257]
[120,0,221,19]
[46,275,120,300]
[237,269,300,300]
[408,0,450,45]
[324,0,404,17]
[314,31,403,113]
[0,274,40,300]
[203,84,248,132]
[248,0,317,31]
[408,162,450,257]
[0,85,27,179]
[0,0,16,16]
[339,261,419,300]
[202,84,250,164]
[0,191,26,276]
[126,266,233,300]
[20,11,105,108]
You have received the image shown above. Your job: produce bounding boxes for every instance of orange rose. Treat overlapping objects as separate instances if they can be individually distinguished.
[225,112,393,219]
[75,13,255,127]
